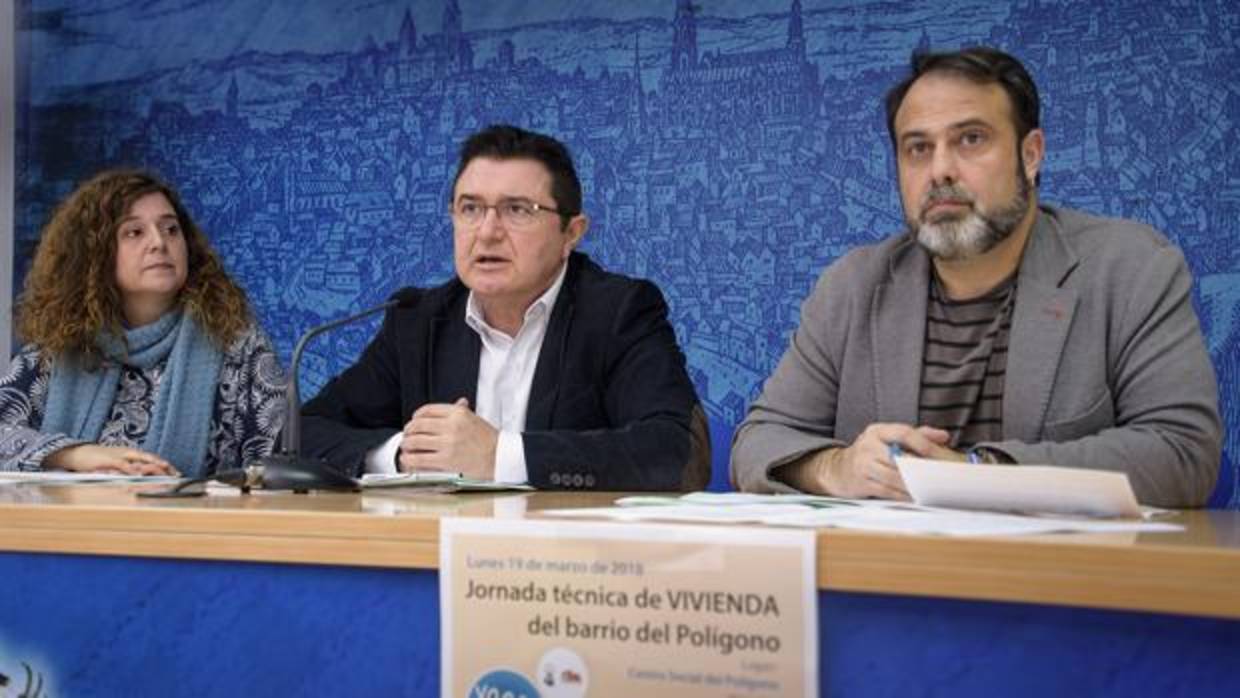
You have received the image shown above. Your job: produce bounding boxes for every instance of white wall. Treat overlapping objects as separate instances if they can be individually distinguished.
[0,0,14,370]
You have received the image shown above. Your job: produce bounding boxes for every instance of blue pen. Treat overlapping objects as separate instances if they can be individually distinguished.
[887,443,903,460]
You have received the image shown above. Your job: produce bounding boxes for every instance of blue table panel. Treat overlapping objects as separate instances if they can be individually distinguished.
[2,551,1237,697]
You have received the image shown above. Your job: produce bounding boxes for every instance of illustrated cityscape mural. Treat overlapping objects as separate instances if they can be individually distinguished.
[13,0,1240,503]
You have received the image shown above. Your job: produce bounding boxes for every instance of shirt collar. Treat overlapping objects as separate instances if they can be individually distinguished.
[465,261,569,338]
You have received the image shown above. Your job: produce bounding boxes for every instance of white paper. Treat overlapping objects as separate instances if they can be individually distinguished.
[896,456,1142,518]
[544,499,1181,536]
[545,502,818,523]
[616,491,859,508]
[361,471,464,487]
[0,471,182,484]
[360,472,533,492]
[760,505,1180,536]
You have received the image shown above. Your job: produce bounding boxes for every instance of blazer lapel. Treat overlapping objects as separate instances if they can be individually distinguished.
[1003,210,1079,441]
[872,239,929,425]
[428,296,481,408]
[524,258,579,431]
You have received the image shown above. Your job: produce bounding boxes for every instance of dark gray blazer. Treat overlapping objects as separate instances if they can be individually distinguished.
[731,205,1222,507]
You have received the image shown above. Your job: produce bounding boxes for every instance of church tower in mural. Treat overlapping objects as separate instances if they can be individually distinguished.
[660,0,820,128]
[671,0,698,72]
[343,2,474,88]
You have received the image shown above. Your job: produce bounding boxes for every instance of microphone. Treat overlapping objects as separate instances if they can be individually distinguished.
[253,291,418,492]
[211,464,344,493]
[140,462,354,498]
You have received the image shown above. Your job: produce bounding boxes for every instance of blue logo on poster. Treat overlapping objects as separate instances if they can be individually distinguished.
[470,669,540,698]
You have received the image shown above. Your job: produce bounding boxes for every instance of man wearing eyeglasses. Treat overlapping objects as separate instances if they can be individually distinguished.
[302,124,708,491]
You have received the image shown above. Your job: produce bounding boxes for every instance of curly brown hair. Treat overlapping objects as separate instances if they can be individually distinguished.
[16,169,251,365]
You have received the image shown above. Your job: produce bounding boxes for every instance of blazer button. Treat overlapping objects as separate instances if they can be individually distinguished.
[572,474,585,488]
[584,475,596,488]
[549,473,561,486]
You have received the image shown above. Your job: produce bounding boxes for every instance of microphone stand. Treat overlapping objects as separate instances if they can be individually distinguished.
[254,299,402,493]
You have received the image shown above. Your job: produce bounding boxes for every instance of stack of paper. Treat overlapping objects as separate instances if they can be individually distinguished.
[0,471,182,485]
[540,483,1180,536]
[894,456,1143,518]
[360,472,533,492]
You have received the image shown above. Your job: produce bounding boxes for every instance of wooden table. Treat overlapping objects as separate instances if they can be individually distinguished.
[1,482,1238,696]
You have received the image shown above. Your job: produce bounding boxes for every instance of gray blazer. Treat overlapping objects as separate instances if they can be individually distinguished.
[730,205,1222,507]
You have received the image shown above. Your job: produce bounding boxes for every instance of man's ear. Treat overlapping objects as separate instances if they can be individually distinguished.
[563,214,588,255]
[1021,128,1045,183]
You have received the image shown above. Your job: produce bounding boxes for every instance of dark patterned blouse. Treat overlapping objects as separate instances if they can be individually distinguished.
[0,324,286,475]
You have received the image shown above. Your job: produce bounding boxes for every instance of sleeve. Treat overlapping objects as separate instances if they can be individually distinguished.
[215,325,287,471]
[729,264,852,494]
[981,246,1222,508]
[300,307,407,476]
[520,281,706,491]
[363,432,402,475]
[0,346,83,471]
[492,431,528,484]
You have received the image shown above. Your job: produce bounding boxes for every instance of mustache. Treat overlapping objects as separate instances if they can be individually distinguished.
[920,184,975,214]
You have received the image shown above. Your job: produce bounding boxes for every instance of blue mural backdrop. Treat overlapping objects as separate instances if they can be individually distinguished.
[12,0,1240,504]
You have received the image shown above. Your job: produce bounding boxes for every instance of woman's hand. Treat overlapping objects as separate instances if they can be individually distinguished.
[44,444,180,476]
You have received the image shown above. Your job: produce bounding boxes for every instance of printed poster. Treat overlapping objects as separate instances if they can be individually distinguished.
[440,518,817,698]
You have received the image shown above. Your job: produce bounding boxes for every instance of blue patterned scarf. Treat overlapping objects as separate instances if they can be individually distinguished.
[42,309,224,477]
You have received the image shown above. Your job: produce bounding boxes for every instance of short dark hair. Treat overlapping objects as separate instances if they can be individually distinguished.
[884,46,1040,155]
[451,124,583,229]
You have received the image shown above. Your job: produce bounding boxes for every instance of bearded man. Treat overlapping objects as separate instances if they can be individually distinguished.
[729,47,1221,507]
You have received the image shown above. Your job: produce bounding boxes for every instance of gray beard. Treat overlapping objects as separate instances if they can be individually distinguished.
[911,174,1031,262]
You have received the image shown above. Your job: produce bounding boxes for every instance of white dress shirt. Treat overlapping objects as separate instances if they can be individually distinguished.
[365,263,568,483]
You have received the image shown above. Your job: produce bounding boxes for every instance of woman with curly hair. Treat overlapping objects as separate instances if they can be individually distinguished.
[0,169,285,476]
